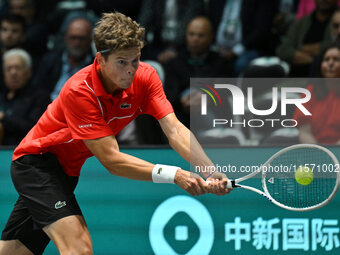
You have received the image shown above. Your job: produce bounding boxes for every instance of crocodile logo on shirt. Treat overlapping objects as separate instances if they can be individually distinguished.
[120,102,131,109]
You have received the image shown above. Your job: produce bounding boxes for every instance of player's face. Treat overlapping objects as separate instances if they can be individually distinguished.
[321,47,340,78]
[98,48,140,93]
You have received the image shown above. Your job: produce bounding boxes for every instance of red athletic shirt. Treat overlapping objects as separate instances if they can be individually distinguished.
[294,84,340,144]
[13,58,173,176]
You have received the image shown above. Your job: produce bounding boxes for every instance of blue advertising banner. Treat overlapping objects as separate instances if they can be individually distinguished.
[0,147,339,254]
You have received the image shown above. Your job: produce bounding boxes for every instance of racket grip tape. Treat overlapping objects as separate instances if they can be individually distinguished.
[206,180,237,189]
[226,180,237,189]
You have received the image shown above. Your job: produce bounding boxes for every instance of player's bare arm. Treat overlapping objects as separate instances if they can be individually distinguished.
[298,124,317,144]
[83,135,208,196]
[158,112,231,195]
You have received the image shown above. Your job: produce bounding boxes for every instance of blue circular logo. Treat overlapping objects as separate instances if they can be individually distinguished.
[149,195,214,254]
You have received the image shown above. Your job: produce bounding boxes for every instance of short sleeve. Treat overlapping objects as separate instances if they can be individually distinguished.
[140,67,174,120]
[63,87,114,140]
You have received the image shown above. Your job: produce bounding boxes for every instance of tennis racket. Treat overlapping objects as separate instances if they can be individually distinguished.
[208,144,339,211]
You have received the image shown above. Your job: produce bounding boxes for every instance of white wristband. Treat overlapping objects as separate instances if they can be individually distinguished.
[152,164,179,183]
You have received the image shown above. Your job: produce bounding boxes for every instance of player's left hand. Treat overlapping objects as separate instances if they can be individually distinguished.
[206,172,232,195]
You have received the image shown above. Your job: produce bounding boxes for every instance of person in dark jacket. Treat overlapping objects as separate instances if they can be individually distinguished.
[208,0,279,76]
[277,0,337,77]
[9,0,48,56]
[32,16,94,100]
[164,16,232,129]
[0,48,49,145]
[138,0,205,63]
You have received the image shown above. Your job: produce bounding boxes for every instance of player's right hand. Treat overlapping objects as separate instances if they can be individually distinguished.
[207,172,232,195]
[174,169,208,196]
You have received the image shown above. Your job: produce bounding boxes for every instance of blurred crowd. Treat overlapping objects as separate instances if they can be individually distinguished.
[0,0,339,147]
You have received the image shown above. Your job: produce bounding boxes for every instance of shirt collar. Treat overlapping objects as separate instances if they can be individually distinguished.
[91,57,133,100]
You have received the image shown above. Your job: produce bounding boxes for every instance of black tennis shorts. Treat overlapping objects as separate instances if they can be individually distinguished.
[1,153,82,255]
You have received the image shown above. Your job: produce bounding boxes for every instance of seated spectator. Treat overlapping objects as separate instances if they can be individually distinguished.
[208,0,278,76]
[138,0,205,64]
[0,14,40,91]
[294,43,340,144]
[0,1,9,20]
[0,48,50,145]
[86,0,142,20]
[272,0,299,45]
[32,17,94,100]
[49,10,98,51]
[164,16,232,129]
[310,9,340,75]
[296,0,340,19]
[9,0,48,56]
[331,9,340,42]
[278,0,337,77]
[0,14,25,90]
[0,14,25,54]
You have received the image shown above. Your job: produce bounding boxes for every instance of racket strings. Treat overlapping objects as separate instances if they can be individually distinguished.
[263,148,338,209]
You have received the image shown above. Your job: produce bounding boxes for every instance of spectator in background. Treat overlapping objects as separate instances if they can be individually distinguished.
[9,0,48,56]
[310,9,340,75]
[0,14,29,91]
[164,16,232,129]
[0,48,49,145]
[138,0,204,64]
[208,0,279,76]
[32,17,94,100]
[294,43,340,144]
[272,0,299,45]
[331,9,340,41]
[86,0,142,20]
[0,0,9,20]
[277,0,337,77]
[297,0,340,19]
[0,13,41,68]
[0,14,25,54]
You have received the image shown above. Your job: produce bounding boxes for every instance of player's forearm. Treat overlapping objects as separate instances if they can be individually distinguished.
[102,151,154,180]
[299,132,317,144]
[168,122,215,179]
[189,133,216,179]
[98,150,211,196]
[298,125,317,144]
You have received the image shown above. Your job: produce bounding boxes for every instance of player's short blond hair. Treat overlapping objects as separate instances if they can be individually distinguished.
[94,12,145,57]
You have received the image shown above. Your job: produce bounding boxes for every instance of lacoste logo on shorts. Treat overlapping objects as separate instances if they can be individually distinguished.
[120,102,131,109]
[55,201,67,209]
[157,168,162,175]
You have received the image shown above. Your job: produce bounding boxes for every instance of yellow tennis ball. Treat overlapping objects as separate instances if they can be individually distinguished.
[295,166,314,185]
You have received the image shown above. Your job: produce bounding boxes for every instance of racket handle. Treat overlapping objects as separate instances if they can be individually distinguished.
[206,180,235,189]
[226,180,234,189]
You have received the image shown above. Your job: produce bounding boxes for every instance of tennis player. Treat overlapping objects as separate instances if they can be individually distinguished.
[0,12,229,255]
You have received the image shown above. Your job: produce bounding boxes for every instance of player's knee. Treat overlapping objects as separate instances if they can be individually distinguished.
[76,238,93,255]
[77,247,93,255]
[62,246,93,255]
[60,236,93,255]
